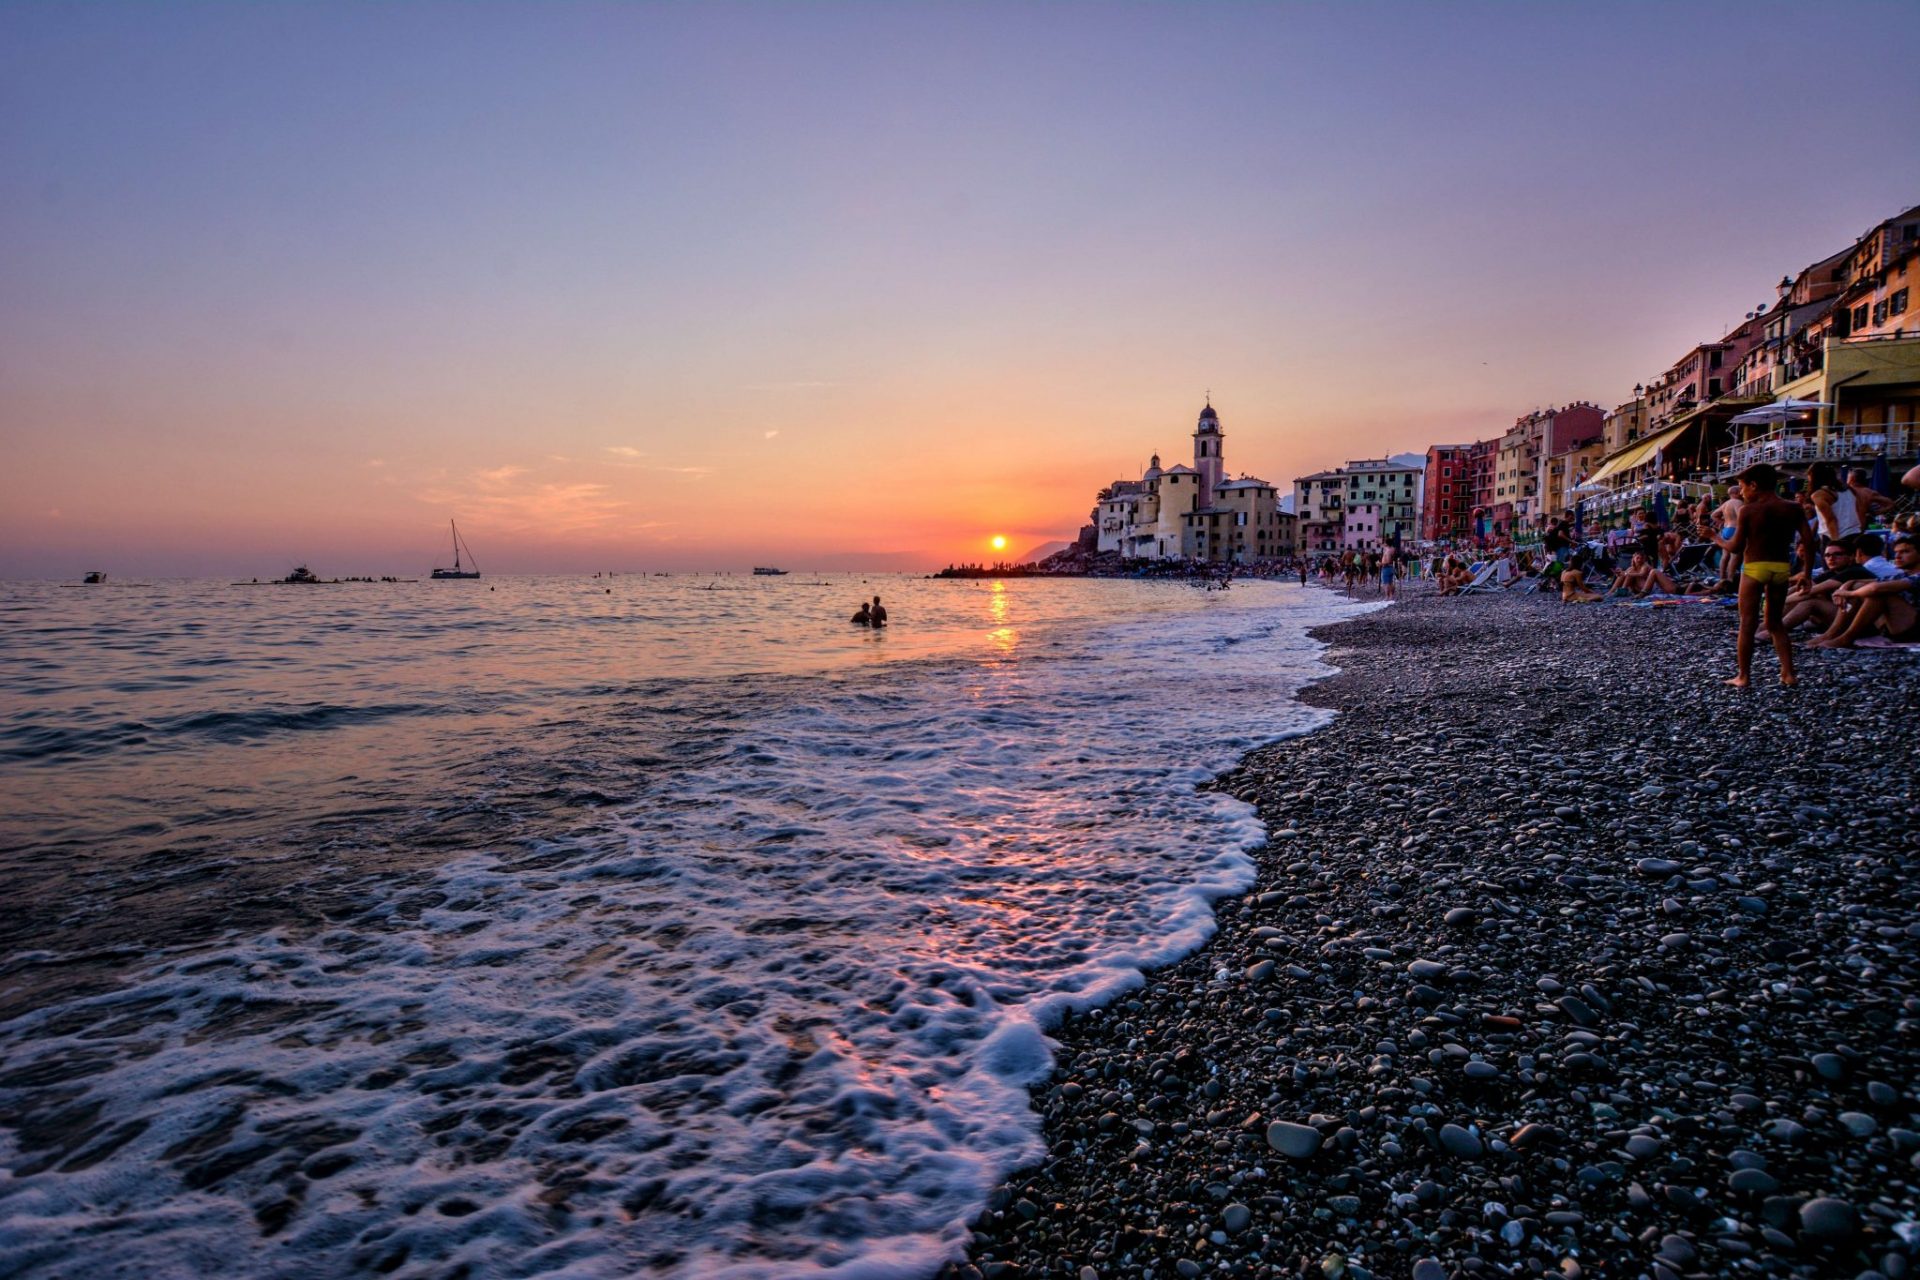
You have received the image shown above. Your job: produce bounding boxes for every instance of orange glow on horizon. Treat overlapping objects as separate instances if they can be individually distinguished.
[990,535,1008,552]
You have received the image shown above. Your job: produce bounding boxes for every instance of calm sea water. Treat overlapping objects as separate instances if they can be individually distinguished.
[0,574,1370,1278]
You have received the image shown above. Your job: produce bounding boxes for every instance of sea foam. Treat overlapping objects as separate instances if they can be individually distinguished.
[0,585,1373,1278]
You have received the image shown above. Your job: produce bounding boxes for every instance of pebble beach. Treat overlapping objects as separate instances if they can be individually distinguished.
[954,587,1920,1280]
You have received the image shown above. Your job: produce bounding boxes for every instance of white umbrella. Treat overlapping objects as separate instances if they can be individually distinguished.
[1728,397,1836,426]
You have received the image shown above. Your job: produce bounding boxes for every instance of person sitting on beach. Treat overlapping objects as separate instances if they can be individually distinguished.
[1851,532,1900,581]
[1657,524,1685,573]
[869,595,888,627]
[1811,536,1920,648]
[1559,566,1602,603]
[1611,551,1678,597]
[851,602,872,626]
[1722,462,1820,688]
[1782,538,1872,633]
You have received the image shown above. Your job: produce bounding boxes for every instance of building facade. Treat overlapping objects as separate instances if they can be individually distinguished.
[1421,443,1479,542]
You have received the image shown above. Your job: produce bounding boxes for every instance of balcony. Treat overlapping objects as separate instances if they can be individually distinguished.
[1717,419,1918,474]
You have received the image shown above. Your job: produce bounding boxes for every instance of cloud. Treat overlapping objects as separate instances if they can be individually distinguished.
[364,458,387,468]
[763,429,780,440]
[603,446,645,458]
[656,466,713,478]
[745,380,837,391]
[475,464,528,488]
[416,464,628,534]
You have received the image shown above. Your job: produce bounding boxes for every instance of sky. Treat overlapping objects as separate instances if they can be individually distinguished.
[3,2,1916,576]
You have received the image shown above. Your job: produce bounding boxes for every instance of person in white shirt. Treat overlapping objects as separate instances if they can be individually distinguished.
[1854,533,1900,581]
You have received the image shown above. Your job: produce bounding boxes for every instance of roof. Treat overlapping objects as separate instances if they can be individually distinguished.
[1217,477,1273,490]
[1161,464,1198,475]
[1198,402,1219,423]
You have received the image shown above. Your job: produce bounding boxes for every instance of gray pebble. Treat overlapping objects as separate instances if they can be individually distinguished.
[1266,1120,1322,1159]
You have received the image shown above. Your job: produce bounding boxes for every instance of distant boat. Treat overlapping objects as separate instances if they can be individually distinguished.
[83,570,106,584]
[282,565,324,584]
[431,520,481,580]
[752,567,788,576]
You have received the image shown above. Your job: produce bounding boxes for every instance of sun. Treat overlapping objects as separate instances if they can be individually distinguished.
[990,535,1008,552]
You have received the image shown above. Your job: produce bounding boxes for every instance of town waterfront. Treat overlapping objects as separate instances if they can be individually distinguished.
[0,575,1375,1278]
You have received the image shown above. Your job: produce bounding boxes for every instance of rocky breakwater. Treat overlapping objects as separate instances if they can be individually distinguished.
[952,591,1919,1280]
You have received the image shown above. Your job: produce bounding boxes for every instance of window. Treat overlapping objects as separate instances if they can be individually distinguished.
[1893,288,1910,317]
[1854,304,1870,331]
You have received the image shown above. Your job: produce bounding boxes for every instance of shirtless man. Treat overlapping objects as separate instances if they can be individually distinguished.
[1723,463,1819,688]
[1846,468,1894,527]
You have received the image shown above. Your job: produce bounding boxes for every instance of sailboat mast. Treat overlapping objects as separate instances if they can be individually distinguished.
[451,519,460,570]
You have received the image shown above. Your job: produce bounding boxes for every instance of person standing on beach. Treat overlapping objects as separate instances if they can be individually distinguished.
[1380,543,1397,600]
[1723,463,1819,689]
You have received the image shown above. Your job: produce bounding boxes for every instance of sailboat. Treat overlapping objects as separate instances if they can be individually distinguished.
[431,520,482,580]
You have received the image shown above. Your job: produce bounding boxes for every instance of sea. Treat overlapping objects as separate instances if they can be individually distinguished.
[0,573,1374,1279]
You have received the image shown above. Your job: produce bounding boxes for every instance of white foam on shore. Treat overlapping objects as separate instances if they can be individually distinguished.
[0,588,1376,1279]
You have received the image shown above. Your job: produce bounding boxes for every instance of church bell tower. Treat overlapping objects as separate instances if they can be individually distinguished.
[1193,399,1224,503]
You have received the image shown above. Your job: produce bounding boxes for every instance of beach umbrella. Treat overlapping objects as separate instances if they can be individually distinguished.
[1728,397,1838,426]
[1872,455,1891,495]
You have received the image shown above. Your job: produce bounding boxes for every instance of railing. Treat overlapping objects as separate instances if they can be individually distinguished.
[1718,421,1918,474]
[1571,479,1712,518]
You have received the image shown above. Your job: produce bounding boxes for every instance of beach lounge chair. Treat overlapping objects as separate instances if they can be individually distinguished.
[1669,541,1715,590]
[1456,562,1502,595]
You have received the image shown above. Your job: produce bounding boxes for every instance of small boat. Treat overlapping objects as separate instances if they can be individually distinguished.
[752,567,788,576]
[83,570,106,584]
[431,520,481,580]
[283,565,324,584]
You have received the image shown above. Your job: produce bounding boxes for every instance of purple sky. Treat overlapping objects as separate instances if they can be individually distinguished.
[3,3,1916,575]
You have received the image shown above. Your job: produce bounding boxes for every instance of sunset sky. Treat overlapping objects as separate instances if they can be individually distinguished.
[3,3,1917,576]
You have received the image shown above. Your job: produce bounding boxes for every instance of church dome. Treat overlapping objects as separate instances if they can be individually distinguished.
[1197,402,1220,428]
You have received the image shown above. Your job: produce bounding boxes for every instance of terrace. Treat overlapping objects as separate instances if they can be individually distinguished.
[1717,418,1919,474]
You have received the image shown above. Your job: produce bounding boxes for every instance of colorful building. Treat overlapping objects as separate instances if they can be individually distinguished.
[1421,443,1481,541]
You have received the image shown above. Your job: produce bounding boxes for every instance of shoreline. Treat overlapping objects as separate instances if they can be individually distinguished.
[951,587,1919,1280]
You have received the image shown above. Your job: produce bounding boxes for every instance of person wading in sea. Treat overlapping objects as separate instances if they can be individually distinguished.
[1722,463,1819,689]
[869,595,888,627]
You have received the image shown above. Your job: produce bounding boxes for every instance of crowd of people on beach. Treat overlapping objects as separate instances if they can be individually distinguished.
[1398,462,1920,688]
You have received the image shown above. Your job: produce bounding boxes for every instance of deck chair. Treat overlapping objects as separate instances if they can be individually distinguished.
[1669,541,1715,589]
[1457,562,1503,594]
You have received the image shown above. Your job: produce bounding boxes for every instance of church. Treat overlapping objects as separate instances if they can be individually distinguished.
[1090,402,1294,563]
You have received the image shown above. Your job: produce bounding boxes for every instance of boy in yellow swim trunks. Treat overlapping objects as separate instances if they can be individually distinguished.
[1723,464,1819,688]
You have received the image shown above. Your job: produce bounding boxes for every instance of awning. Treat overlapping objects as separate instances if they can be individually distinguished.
[1584,422,1692,487]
